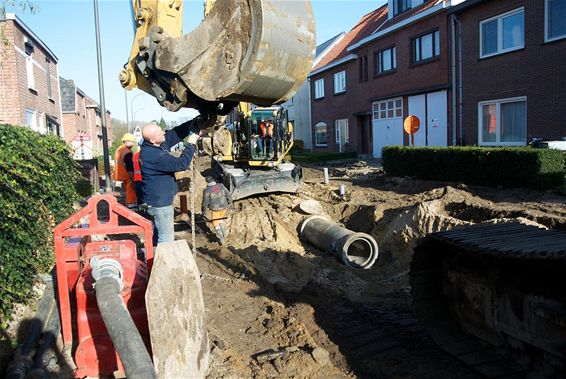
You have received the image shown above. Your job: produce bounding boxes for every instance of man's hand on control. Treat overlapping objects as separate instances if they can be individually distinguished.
[187,132,200,145]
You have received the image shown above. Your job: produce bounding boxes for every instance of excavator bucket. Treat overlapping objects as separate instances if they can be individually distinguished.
[121,0,316,115]
[145,240,208,378]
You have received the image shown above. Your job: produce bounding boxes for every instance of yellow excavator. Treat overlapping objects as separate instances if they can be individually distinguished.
[205,102,301,200]
[120,0,313,199]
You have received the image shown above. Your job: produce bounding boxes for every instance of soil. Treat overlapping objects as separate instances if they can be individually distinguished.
[3,158,566,378]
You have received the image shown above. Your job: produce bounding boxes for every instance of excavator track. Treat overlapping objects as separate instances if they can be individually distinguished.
[411,222,566,378]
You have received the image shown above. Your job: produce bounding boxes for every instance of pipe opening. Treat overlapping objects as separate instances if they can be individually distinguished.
[343,237,375,268]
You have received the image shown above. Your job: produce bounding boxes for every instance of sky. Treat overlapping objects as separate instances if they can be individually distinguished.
[9,0,386,124]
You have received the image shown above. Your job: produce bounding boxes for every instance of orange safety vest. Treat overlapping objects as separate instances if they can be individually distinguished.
[260,122,274,138]
[113,145,131,181]
[133,151,142,182]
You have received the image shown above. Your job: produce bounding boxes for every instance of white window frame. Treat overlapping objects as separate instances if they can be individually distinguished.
[545,0,566,42]
[480,7,525,59]
[314,78,324,99]
[334,119,349,144]
[413,30,440,63]
[372,98,403,120]
[477,96,527,146]
[315,122,328,146]
[333,70,346,94]
[377,46,397,74]
[25,109,37,131]
[26,54,35,90]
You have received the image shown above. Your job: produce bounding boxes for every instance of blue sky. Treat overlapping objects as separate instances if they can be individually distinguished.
[11,0,386,123]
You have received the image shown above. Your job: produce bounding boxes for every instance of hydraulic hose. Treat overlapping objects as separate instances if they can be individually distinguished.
[92,258,156,379]
[5,278,55,379]
[300,215,379,269]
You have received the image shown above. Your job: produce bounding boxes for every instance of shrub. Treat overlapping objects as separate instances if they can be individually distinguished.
[382,146,565,189]
[0,124,82,322]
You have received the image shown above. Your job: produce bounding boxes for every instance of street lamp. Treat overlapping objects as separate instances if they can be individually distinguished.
[130,93,144,128]
[133,108,145,123]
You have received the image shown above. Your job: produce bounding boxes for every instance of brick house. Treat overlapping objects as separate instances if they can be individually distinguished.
[60,77,112,159]
[449,0,566,145]
[0,13,62,135]
[309,0,455,157]
[281,33,345,151]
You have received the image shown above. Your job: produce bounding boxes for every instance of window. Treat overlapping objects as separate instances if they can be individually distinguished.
[26,52,35,90]
[393,0,411,16]
[372,98,402,120]
[334,70,346,94]
[546,0,566,42]
[335,119,349,143]
[359,55,368,81]
[314,78,324,99]
[478,97,526,146]
[45,58,52,98]
[413,30,440,63]
[377,46,396,74]
[480,8,524,58]
[315,122,328,146]
[25,109,37,130]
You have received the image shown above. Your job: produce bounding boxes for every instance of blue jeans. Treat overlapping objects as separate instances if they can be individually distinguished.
[147,205,174,246]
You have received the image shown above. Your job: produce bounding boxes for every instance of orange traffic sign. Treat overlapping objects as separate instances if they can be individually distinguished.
[404,115,420,134]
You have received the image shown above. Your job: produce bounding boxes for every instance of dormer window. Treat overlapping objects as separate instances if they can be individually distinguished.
[393,0,411,17]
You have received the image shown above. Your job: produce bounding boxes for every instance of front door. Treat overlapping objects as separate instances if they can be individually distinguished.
[408,90,448,147]
[372,97,403,158]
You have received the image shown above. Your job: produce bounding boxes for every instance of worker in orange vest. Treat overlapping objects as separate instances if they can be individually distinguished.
[132,146,142,206]
[259,119,274,156]
[113,133,137,208]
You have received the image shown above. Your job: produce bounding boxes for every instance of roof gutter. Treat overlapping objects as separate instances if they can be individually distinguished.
[347,2,445,52]
[307,54,358,78]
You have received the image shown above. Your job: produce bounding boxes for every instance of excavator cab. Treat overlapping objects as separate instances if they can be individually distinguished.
[247,107,291,162]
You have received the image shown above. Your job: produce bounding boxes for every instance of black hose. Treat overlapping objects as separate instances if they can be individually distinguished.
[25,299,61,379]
[5,279,55,379]
[95,276,156,379]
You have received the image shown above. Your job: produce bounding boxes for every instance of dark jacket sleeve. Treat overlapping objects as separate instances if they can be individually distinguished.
[164,119,195,148]
[124,152,134,173]
[152,143,195,173]
[222,185,233,207]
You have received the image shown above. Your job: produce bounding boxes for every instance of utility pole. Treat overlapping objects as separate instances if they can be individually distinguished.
[93,0,112,192]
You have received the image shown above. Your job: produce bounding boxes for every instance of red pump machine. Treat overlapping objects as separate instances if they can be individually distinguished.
[53,195,154,378]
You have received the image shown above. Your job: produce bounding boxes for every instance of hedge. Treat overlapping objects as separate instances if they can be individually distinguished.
[382,146,565,189]
[0,124,82,324]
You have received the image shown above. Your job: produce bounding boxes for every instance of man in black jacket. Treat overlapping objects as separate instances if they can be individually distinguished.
[140,116,210,245]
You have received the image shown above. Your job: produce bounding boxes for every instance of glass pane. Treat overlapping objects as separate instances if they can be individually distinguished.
[395,109,402,118]
[382,49,392,71]
[392,47,397,68]
[501,101,526,142]
[482,104,497,142]
[395,99,402,108]
[482,20,498,55]
[502,11,524,49]
[380,110,386,118]
[380,102,386,111]
[414,38,420,61]
[549,0,566,39]
[421,33,433,60]
[434,31,440,56]
[387,110,394,118]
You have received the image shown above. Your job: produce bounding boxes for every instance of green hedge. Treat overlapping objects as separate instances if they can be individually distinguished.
[382,146,565,189]
[0,124,82,323]
[292,151,357,163]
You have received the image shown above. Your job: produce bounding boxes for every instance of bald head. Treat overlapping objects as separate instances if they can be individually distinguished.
[142,123,165,146]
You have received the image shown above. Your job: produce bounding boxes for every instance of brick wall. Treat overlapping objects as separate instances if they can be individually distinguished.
[0,20,62,132]
[459,0,566,144]
[311,11,451,153]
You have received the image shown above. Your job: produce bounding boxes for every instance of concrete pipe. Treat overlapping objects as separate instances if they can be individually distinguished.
[300,215,378,269]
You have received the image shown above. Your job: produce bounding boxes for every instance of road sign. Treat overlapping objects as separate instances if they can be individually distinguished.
[133,126,142,144]
[404,115,420,146]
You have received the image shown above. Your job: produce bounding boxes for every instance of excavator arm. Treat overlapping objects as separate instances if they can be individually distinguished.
[120,0,316,116]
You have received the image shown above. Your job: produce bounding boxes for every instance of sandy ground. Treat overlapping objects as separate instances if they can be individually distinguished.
[2,158,566,378]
